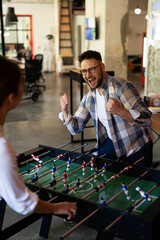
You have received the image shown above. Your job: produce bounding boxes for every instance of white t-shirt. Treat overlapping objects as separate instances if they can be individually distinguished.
[96,89,112,139]
[0,125,38,215]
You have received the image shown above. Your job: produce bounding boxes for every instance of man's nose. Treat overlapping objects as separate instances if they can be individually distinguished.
[86,70,92,78]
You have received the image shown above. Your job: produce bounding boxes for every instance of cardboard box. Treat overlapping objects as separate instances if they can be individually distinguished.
[149,95,160,107]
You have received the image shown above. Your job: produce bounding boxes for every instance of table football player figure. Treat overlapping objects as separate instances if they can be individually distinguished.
[51,171,55,180]
[90,157,95,171]
[100,197,106,205]
[102,162,107,176]
[136,187,152,202]
[63,184,70,194]
[62,170,68,186]
[94,168,99,182]
[82,160,86,175]
[32,172,38,185]
[66,157,71,171]
[36,162,42,170]
[121,181,130,200]
[52,163,56,175]
[31,154,43,164]
[74,178,80,193]
[51,175,57,190]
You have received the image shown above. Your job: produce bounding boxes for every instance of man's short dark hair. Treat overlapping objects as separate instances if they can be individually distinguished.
[79,50,102,63]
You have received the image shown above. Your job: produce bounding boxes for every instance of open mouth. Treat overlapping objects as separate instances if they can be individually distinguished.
[88,78,96,86]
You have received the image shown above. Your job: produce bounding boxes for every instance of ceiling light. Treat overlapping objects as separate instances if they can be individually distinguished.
[4,32,10,37]
[145,15,149,20]
[134,1,141,15]
[134,7,141,15]
[5,7,18,26]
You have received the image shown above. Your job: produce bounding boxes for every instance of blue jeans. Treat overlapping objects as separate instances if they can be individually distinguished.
[126,141,153,167]
[98,138,118,160]
[98,138,153,167]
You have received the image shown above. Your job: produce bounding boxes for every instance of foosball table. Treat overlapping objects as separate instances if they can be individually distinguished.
[1,143,160,240]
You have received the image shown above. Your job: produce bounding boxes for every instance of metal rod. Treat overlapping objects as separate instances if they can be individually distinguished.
[82,157,144,200]
[106,170,148,204]
[0,0,5,55]
[21,144,87,175]
[60,209,99,240]
[70,143,88,152]
[58,142,72,149]
[105,183,158,232]
[20,142,72,166]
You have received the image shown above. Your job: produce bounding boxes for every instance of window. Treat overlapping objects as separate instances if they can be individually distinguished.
[0,15,33,58]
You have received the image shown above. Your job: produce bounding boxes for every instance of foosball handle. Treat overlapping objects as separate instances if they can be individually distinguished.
[152,161,160,169]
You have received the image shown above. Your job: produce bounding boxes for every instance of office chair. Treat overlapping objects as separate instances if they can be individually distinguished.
[34,54,45,82]
[24,59,45,101]
[25,59,46,91]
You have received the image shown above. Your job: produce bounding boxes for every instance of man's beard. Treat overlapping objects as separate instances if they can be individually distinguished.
[89,75,103,90]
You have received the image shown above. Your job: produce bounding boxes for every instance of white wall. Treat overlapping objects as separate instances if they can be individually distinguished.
[72,15,85,65]
[145,0,160,96]
[85,0,106,62]
[3,2,54,55]
[128,10,147,56]
[105,0,129,78]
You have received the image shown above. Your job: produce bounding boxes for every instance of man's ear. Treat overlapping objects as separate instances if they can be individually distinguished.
[7,93,16,109]
[101,63,105,70]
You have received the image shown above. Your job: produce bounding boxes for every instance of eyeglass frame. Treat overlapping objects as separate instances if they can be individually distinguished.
[80,63,101,76]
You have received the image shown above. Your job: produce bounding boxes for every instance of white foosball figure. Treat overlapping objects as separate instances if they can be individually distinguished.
[31,154,43,164]
[136,187,152,202]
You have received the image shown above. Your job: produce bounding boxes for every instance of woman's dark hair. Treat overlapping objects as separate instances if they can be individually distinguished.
[0,56,22,107]
[78,50,102,63]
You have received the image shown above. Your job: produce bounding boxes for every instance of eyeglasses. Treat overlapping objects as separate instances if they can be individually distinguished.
[80,64,101,76]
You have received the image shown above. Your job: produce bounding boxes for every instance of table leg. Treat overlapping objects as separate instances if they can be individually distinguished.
[39,214,53,239]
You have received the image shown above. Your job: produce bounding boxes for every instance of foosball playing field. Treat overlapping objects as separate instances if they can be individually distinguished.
[1,144,160,240]
[20,150,160,216]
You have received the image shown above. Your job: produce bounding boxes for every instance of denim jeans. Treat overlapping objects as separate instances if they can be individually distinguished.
[98,138,118,160]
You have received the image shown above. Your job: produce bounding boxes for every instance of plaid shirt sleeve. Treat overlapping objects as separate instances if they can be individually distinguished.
[59,94,91,135]
[110,77,152,127]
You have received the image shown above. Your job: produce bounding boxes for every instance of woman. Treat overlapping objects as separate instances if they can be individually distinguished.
[0,56,76,219]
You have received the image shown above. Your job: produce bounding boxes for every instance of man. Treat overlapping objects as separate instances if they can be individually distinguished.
[59,50,153,167]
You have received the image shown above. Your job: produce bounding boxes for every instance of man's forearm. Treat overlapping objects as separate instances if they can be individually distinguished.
[118,108,135,123]
[62,110,69,122]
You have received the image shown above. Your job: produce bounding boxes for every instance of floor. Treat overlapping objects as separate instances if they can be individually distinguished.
[3,71,160,240]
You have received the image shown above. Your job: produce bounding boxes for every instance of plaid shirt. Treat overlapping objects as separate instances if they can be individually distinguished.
[60,73,153,157]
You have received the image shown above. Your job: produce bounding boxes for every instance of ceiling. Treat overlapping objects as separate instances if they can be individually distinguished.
[129,0,148,11]
[2,0,148,11]
[2,0,53,3]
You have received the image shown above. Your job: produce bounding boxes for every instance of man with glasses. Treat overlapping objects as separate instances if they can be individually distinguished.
[59,50,153,167]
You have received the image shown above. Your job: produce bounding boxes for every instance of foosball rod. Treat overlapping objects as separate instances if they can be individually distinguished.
[78,156,143,199]
[34,167,150,239]
[105,183,159,232]
[44,153,107,190]
[43,155,94,189]
[82,157,144,200]
[19,141,72,166]
[34,154,106,197]
[107,170,149,204]
[68,154,108,191]
[34,156,108,213]
[60,209,99,240]
[34,154,106,196]
[71,156,127,197]
[42,143,88,165]
[64,155,122,193]
[21,143,88,176]
[34,153,122,199]
[27,144,91,185]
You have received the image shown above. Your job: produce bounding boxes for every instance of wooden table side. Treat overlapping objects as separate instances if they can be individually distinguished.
[151,113,160,133]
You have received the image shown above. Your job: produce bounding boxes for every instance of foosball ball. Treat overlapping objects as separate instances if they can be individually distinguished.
[1,143,160,240]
